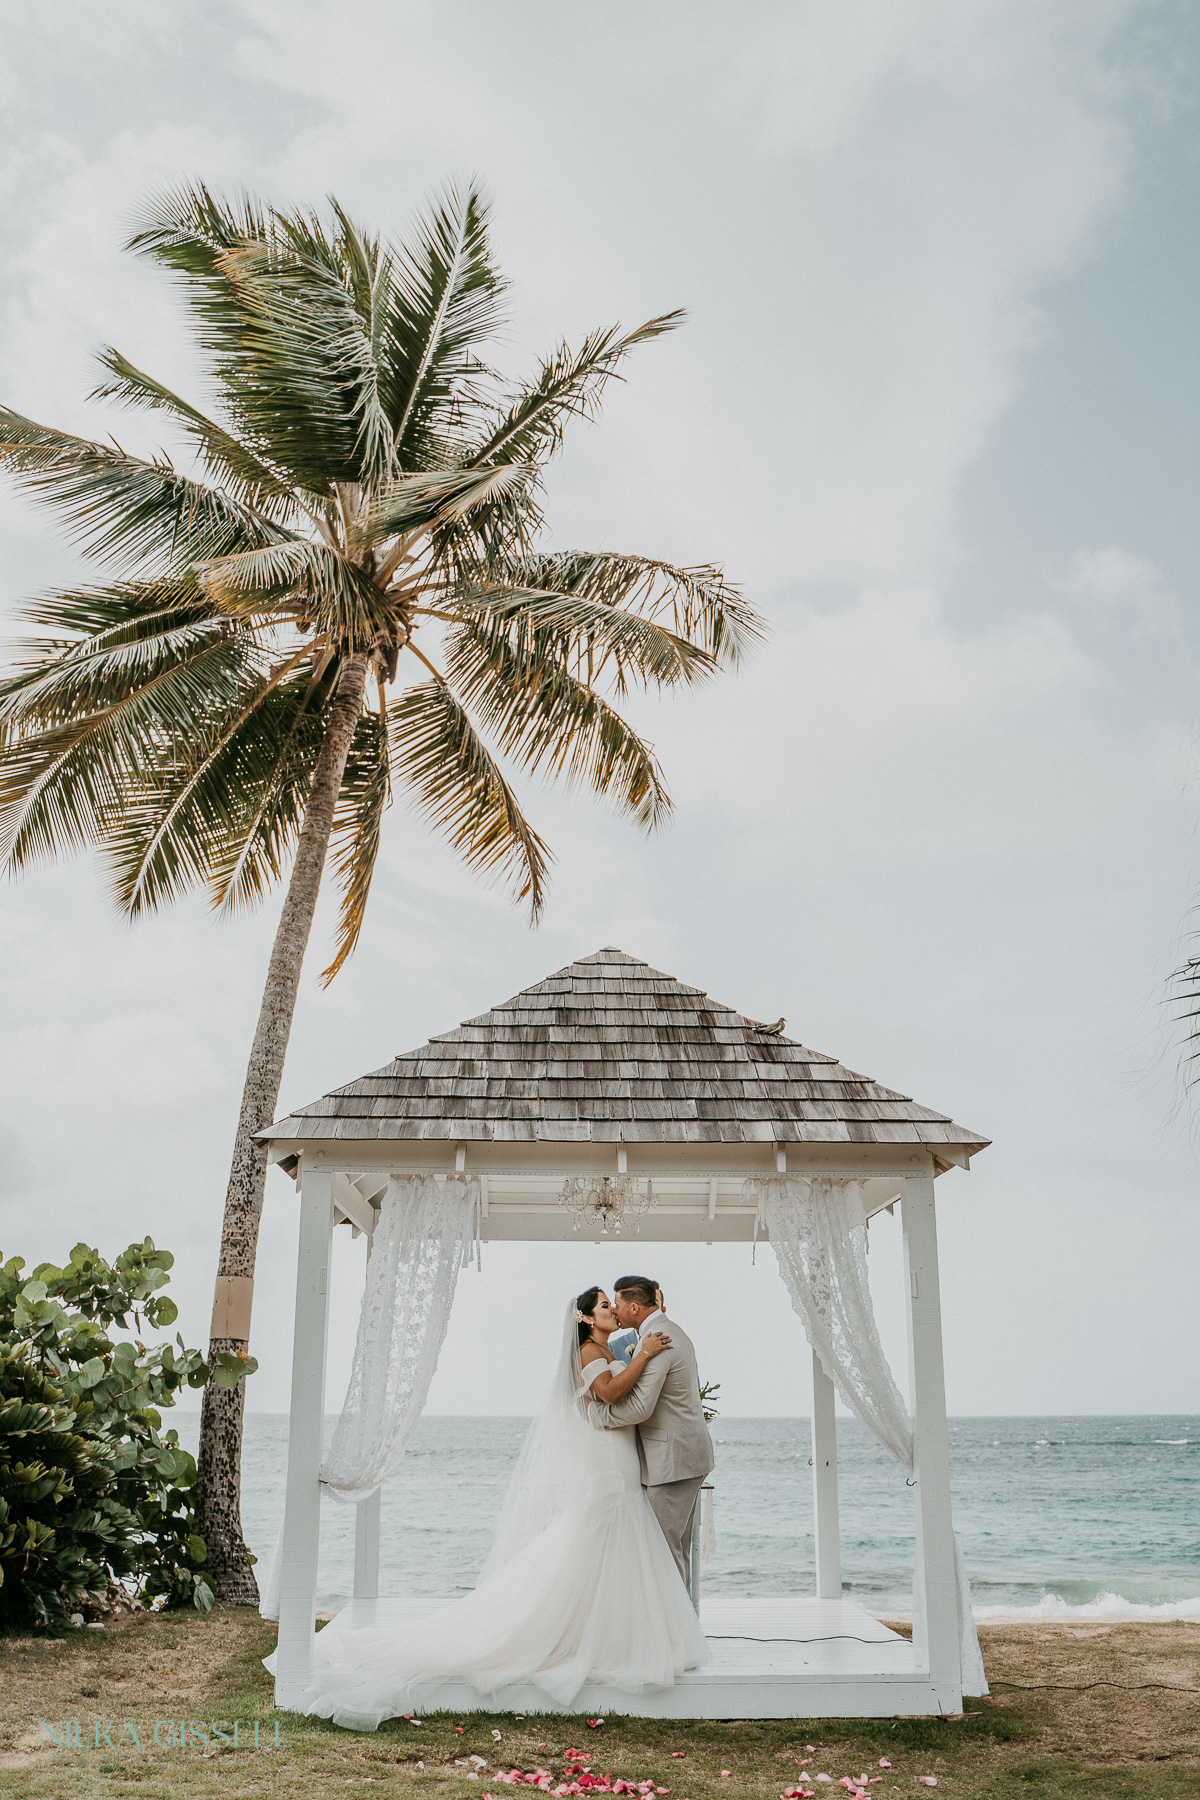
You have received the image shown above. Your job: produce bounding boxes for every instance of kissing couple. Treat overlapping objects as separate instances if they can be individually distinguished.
[290,1277,715,1729]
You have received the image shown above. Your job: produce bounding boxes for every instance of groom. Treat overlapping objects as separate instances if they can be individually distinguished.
[588,1275,715,1587]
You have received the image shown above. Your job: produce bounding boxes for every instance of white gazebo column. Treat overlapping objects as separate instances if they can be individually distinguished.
[352,1226,381,1600]
[902,1170,963,1708]
[810,1348,842,1598]
[274,1160,335,1706]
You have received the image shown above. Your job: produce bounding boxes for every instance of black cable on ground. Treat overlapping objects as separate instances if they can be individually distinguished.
[706,1634,900,1645]
[988,1678,1200,1696]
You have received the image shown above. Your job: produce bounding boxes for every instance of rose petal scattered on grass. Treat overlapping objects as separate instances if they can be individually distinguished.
[671,1753,685,1759]
[918,1781,938,1789]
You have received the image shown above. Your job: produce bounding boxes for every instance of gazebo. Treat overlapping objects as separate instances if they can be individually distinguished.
[262,948,990,1718]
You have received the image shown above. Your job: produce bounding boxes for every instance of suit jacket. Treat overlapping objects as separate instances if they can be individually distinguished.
[589,1313,715,1487]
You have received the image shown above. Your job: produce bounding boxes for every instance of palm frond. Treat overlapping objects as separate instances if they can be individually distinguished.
[197,540,393,644]
[320,708,390,984]
[444,622,671,829]
[465,313,684,470]
[89,348,300,522]
[446,577,714,697]
[211,241,372,487]
[126,180,272,275]
[0,580,237,726]
[0,410,289,571]
[503,550,763,671]
[389,673,551,919]
[128,182,368,487]
[425,317,683,573]
[0,627,260,877]
[363,463,535,547]
[108,659,330,918]
[383,180,504,465]
[125,181,275,382]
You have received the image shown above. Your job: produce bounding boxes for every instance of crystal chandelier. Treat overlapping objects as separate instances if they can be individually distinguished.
[558,1174,656,1236]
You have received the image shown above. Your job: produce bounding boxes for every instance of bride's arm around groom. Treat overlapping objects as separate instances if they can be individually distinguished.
[588,1277,715,1586]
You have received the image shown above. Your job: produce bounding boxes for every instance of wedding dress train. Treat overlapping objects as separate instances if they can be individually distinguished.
[271,1314,710,1729]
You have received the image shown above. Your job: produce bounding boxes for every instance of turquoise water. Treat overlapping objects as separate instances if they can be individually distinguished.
[180,1415,1200,1619]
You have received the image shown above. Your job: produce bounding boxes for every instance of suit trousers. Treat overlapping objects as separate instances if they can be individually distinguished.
[645,1474,706,1589]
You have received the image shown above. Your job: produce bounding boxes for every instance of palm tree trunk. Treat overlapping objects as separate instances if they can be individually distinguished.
[195,649,370,1603]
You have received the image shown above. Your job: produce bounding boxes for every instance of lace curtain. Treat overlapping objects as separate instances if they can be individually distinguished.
[260,1174,478,1620]
[746,1175,987,1698]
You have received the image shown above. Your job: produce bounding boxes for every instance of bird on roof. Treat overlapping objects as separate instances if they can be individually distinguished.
[755,1017,786,1036]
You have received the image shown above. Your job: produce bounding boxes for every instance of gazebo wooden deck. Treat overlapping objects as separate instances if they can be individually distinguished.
[263,948,989,1718]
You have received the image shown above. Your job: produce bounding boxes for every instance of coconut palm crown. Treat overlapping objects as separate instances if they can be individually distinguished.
[0,181,760,1599]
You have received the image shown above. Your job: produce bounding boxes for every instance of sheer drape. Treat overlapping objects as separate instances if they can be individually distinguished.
[745,1176,987,1697]
[259,1174,478,1620]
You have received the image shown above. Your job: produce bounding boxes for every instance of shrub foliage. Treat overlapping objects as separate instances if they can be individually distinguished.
[0,1239,249,1629]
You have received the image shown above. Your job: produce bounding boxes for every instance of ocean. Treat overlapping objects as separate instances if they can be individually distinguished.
[180,1414,1200,1621]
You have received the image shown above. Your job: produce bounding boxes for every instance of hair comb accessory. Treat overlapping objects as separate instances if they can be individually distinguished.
[574,1308,585,1323]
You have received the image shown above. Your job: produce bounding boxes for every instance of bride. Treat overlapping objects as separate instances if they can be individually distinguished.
[279,1287,710,1729]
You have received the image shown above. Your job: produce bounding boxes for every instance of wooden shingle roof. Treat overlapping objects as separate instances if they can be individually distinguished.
[264,947,989,1154]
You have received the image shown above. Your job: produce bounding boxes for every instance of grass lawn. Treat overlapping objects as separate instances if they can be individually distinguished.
[0,1609,1196,1799]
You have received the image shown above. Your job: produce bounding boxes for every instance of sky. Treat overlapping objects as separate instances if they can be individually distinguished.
[1,0,1198,1422]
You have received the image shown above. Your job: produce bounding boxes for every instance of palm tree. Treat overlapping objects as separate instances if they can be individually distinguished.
[0,181,761,1602]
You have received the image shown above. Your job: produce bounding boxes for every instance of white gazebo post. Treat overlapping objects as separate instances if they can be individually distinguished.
[274,1159,335,1706]
[902,1168,962,1710]
[353,1225,382,1600]
[810,1348,842,1597]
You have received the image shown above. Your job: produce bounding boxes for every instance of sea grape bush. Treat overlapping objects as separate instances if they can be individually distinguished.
[0,1239,256,1629]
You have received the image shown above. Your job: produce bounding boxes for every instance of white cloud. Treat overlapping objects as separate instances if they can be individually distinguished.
[1054,545,1179,632]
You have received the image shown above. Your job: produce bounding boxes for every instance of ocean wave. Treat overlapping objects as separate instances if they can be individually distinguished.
[973,1591,1200,1623]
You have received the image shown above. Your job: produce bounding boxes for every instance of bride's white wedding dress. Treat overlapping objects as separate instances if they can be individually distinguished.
[273,1309,710,1729]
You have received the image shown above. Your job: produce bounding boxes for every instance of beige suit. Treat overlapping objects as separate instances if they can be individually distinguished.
[590,1314,715,1587]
